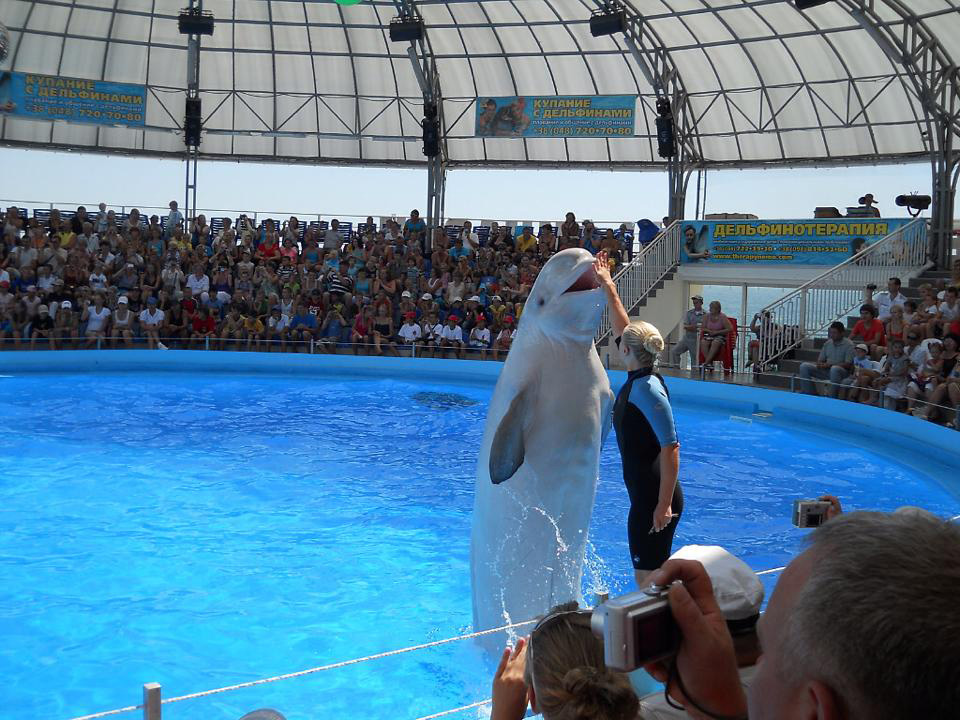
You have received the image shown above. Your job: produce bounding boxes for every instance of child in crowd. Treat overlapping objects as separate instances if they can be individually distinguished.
[397,311,422,357]
[873,338,910,410]
[440,314,464,359]
[468,314,491,360]
[841,343,878,402]
[906,339,943,412]
[492,315,516,361]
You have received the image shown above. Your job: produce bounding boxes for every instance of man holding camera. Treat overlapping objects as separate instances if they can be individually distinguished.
[644,512,960,720]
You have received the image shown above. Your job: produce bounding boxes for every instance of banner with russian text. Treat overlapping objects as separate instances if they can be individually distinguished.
[679,218,917,265]
[0,71,146,127]
[475,95,635,138]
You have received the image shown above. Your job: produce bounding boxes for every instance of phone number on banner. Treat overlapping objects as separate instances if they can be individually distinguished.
[25,103,143,123]
[532,126,633,136]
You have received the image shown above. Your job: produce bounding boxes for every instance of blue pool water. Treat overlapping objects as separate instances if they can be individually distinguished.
[1,373,957,720]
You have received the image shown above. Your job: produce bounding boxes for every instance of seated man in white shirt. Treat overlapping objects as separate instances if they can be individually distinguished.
[439,314,465,359]
[873,277,906,322]
[185,264,210,297]
[138,296,165,350]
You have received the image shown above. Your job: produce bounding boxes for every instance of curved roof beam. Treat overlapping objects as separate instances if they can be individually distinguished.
[829,0,960,140]
[595,0,705,163]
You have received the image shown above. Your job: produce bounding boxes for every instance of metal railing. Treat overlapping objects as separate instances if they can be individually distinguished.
[754,218,930,370]
[596,221,682,343]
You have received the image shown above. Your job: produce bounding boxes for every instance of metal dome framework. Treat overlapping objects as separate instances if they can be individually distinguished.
[2,0,959,263]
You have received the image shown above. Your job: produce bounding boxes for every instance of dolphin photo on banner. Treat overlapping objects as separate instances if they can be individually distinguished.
[678,218,918,265]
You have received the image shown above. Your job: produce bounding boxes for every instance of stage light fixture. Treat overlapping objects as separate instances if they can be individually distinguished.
[896,194,931,217]
[389,15,424,43]
[184,97,202,147]
[589,8,626,37]
[178,8,215,36]
[422,102,440,157]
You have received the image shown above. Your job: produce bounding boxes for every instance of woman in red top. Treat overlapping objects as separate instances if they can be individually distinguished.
[850,303,886,359]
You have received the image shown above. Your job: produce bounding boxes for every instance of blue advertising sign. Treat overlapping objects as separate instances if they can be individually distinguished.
[0,71,146,127]
[475,95,635,138]
[679,218,917,265]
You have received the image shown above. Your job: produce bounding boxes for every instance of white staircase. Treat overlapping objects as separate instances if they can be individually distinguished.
[754,218,931,373]
[596,221,682,344]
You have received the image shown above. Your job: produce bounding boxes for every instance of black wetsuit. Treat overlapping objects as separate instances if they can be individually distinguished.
[613,364,684,571]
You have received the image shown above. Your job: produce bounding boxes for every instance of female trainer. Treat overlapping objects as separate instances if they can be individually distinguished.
[596,251,683,587]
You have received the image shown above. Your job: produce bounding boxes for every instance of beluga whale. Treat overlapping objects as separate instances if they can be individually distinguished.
[470,247,614,636]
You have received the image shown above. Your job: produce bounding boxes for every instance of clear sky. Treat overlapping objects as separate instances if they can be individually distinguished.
[1,146,936,225]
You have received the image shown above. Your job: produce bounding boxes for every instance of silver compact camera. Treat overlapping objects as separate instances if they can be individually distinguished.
[591,584,680,672]
[792,499,832,528]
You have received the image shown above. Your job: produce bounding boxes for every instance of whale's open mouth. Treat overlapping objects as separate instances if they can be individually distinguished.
[563,265,601,294]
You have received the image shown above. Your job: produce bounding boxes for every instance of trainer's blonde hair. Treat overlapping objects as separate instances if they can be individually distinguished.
[621,320,665,368]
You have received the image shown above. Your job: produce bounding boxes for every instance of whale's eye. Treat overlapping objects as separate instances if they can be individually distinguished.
[538,298,545,307]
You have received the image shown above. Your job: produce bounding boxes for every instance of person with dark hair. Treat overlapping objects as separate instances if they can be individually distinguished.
[682,225,711,261]
[798,321,854,397]
[490,602,639,720]
[850,304,886,359]
[874,277,905,322]
[476,98,498,137]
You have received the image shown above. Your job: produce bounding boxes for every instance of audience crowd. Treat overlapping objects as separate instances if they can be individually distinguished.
[0,203,636,359]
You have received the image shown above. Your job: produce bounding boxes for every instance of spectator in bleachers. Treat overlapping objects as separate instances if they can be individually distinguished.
[850,303,886,360]
[165,201,183,238]
[560,212,579,243]
[798,321,854,398]
[440,314,465,359]
[701,301,733,368]
[874,277,905,322]
[579,220,599,254]
[30,304,55,349]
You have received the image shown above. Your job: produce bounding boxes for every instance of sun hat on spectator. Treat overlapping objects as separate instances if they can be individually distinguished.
[504,315,514,324]
[147,297,157,305]
[38,305,49,314]
[402,291,412,298]
[855,343,868,352]
[452,296,463,303]
[692,294,703,301]
[492,295,502,301]
[421,293,432,301]
[468,295,481,303]
[271,306,281,312]
[26,285,36,291]
[118,296,128,305]
[669,544,763,632]
[405,311,417,320]
[61,301,72,310]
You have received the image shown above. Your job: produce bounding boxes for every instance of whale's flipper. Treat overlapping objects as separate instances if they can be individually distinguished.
[489,386,529,484]
[601,389,614,447]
